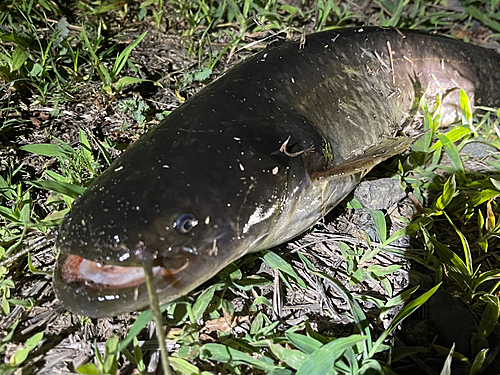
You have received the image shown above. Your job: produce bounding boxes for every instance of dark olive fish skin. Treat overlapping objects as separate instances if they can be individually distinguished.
[54,27,500,318]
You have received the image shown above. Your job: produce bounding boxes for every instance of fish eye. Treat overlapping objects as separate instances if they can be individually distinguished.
[174,214,198,234]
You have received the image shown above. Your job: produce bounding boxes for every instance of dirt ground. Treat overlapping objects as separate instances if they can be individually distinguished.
[1,1,500,374]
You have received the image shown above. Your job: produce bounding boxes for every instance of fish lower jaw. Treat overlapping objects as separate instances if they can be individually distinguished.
[59,254,184,290]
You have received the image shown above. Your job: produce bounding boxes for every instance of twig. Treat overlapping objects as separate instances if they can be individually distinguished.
[235,26,289,53]
[45,18,83,31]
[386,41,395,85]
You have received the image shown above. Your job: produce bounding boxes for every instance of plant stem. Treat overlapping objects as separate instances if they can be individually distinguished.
[139,246,173,375]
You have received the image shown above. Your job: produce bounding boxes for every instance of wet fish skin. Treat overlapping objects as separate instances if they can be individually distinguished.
[53,27,500,318]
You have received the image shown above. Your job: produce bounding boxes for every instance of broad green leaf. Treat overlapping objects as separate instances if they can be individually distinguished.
[368,264,401,277]
[103,336,119,374]
[469,189,500,207]
[113,76,146,92]
[440,343,454,375]
[169,357,201,375]
[459,90,473,127]
[0,279,15,288]
[436,174,456,211]
[298,252,315,270]
[10,48,28,72]
[380,286,419,319]
[285,333,322,354]
[0,363,17,375]
[193,68,212,81]
[79,129,94,166]
[45,170,69,183]
[262,251,306,288]
[28,180,86,198]
[20,144,65,157]
[192,284,217,321]
[8,299,34,308]
[250,312,264,335]
[200,343,283,371]
[296,335,366,375]
[0,51,10,65]
[391,346,428,362]
[24,332,43,350]
[412,112,432,152]
[464,6,500,32]
[431,237,471,280]
[269,343,307,370]
[370,210,387,242]
[268,370,293,375]
[478,208,485,230]
[490,178,500,191]
[470,349,489,375]
[112,31,147,78]
[430,126,470,151]
[19,200,31,225]
[444,212,472,274]
[477,295,500,339]
[252,296,272,309]
[370,283,441,357]
[280,5,299,16]
[260,321,280,337]
[29,63,43,78]
[11,348,29,366]
[438,134,464,178]
[140,0,158,7]
[486,200,496,232]
[0,175,15,200]
[338,241,358,257]
[2,297,10,315]
[380,223,418,248]
[351,268,369,283]
[0,205,19,223]
[346,197,363,209]
[37,208,69,227]
[358,359,383,373]
[118,303,171,351]
[81,26,111,85]
[75,363,101,374]
[132,337,145,372]
[473,269,500,290]
[385,0,410,26]
[339,347,356,373]
[0,321,19,352]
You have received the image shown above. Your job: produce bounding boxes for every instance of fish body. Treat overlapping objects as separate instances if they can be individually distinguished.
[54,27,500,317]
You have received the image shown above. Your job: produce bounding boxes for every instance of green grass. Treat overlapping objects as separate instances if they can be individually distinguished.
[1,0,500,374]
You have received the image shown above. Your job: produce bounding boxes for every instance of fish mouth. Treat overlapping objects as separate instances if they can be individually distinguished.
[59,254,187,290]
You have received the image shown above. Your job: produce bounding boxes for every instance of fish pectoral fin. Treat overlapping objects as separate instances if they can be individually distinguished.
[309,136,413,182]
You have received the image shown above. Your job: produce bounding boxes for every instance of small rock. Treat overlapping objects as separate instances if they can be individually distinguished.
[354,178,406,211]
[461,141,496,159]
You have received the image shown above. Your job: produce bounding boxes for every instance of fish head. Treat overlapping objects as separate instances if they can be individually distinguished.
[53,119,291,318]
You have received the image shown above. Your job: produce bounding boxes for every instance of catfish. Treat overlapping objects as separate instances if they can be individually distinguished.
[53,27,500,318]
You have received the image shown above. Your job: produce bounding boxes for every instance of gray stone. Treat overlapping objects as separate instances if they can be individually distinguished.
[461,141,497,158]
[354,178,406,211]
